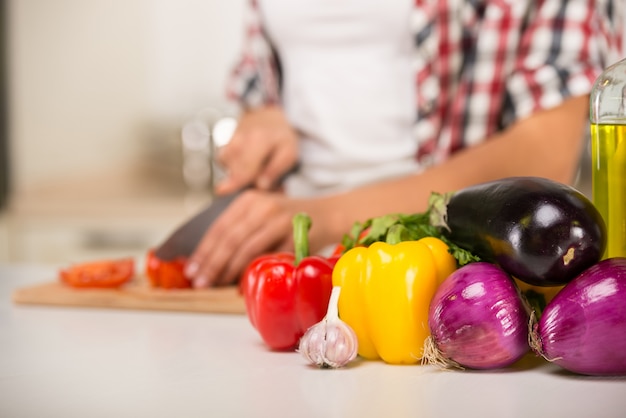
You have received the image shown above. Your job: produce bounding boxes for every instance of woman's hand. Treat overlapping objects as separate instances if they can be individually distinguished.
[215,105,299,195]
[185,189,300,287]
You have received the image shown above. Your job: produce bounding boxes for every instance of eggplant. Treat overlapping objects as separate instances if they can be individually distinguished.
[431,177,607,286]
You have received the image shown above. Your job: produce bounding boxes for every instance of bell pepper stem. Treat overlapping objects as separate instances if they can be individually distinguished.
[293,212,312,265]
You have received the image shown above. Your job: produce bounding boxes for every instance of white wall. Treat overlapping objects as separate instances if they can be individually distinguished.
[8,0,245,194]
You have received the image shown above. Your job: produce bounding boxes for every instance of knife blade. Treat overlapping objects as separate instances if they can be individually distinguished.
[154,191,241,260]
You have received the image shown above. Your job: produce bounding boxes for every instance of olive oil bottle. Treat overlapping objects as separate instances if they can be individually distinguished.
[590,58,626,258]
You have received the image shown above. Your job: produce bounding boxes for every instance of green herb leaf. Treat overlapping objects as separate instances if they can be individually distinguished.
[339,191,480,266]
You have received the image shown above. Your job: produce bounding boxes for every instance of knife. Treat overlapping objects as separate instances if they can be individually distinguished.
[154,158,300,261]
[154,191,242,260]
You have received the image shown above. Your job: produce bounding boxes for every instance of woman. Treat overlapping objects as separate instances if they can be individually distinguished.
[185,0,624,287]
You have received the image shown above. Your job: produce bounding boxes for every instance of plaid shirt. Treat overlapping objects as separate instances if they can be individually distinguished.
[227,0,623,166]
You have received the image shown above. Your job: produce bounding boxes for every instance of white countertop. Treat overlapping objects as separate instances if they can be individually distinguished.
[1,263,625,418]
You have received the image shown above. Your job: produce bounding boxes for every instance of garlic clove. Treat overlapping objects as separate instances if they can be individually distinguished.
[298,286,358,368]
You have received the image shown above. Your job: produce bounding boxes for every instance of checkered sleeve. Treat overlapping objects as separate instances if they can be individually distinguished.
[225,0,282,110]
[506,0,624,122]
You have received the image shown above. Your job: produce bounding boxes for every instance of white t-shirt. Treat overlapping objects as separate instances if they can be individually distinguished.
[258,0,419,197]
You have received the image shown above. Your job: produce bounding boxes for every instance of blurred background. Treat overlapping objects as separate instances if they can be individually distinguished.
[0,0,245,265]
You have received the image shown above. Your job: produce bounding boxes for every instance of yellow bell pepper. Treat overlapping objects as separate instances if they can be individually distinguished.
[331,237,456,364]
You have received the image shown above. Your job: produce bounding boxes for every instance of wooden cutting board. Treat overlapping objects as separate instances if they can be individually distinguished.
[12,278,246,314]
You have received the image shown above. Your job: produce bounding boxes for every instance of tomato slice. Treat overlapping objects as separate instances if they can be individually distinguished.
[145,249,191,289]
[331,228,371,257]
[59,258,135,289]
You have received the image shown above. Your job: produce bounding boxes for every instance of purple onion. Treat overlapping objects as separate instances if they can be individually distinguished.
[424,262,530,370]
[531,257,626,376]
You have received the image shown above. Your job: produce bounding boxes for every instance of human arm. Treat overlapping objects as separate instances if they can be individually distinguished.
[185,94,589,287]
[314,95,590,226]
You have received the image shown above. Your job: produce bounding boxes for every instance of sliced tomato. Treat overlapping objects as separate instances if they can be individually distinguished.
[145,249,191,289]
[331,228,371,257]
[60,258,135,289]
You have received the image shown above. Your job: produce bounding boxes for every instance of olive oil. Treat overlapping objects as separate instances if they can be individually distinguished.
[590,123,626,258]
[590,57,626,258]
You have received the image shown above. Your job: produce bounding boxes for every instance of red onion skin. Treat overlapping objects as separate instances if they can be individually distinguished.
[535,257,626,376]
[428,262,530,369]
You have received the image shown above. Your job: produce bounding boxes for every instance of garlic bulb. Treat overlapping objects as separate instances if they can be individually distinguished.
[298,286,358,368]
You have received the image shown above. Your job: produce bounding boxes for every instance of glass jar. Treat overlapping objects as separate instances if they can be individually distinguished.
[589,57,626,258]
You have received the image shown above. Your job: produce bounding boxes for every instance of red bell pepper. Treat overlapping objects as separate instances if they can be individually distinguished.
[240,213,338,350]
